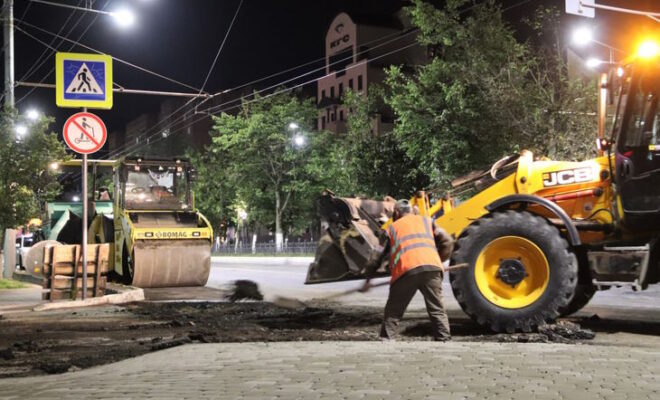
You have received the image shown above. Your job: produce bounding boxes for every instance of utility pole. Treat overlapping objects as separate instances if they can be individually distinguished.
[3,0,15,107]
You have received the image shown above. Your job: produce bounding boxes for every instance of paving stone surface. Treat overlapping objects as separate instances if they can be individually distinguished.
[2,341,659,399]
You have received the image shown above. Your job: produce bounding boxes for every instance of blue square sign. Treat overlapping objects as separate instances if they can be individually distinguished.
[56,52,113,109]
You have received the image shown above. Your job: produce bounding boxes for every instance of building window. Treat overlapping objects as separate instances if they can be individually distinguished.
[330,86,335,98]
[322,116,326,129]
[348,79,353,90]
[339,83,343,96]
[339,110,344,121]
[357,75,363,91]
[321,89,326,99]
[331,113,336,122]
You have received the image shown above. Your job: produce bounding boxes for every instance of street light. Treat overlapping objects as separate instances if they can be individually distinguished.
[15,124,27,137]
[288,122,299,130]
[586,58,603,68]
[572,27,593,46]
[110,8,136,28]
[238,209,248,221]
[28,1,136,28]
[638,40,659,59]
[293,134,305,148]
[26,109,40,121]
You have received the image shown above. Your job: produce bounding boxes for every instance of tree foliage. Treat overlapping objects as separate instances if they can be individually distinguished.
[0,109,67,234]
[208,91,339,244]
[338,86,429,198]
[386,0,598,187]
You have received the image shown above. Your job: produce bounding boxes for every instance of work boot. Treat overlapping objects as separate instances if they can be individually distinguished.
[433,336,451,342]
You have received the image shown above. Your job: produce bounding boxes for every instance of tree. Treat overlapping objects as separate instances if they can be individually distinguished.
[210,91,336,251]
[386,0,531,185]
[385,1,598,188]
[518,7,598,161]
[338,86,429,198]
[190,148,236,238]
[0,109,67,236]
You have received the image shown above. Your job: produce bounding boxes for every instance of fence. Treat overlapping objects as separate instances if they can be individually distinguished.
[212,241,317,255]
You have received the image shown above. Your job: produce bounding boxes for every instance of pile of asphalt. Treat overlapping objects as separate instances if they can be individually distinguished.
[224,280,264,302]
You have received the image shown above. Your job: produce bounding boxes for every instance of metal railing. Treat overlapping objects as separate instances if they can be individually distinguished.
[212,241,317,255]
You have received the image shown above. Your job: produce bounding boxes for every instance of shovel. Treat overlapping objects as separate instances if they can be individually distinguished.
[273,263,468,310]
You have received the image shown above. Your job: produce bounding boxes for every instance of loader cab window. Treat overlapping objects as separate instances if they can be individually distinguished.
[123,165,191,210]
[618,68,660,158]
[614,64,660,224]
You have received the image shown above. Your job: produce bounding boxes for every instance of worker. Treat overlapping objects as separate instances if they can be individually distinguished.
[361,199,454,341]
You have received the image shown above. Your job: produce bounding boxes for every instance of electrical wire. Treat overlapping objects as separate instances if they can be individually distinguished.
[112,41,420,160]
[112,0,536,159]
[17,19,207,93]
[111,28,419,160]
[15,2,98,105]
[104,29,420,159]
[197,0,243,95]
[16,0,84,82]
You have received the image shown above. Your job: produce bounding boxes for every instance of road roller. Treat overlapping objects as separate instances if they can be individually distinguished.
[45,157,213,288]
[104,157,212,287]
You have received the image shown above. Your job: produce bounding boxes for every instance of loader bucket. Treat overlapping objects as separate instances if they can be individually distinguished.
[305,193,395,284]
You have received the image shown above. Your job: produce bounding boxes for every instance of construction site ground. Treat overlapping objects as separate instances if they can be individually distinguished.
[1,258,660,397]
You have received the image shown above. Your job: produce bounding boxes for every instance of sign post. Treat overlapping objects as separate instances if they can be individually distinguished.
[57,51,112,300]
[62,111,107,299]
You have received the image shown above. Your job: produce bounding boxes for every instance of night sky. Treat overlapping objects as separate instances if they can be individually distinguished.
[3,0,659,138]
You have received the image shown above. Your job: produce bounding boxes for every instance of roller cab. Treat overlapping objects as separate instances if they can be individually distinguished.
[113,157,212,287]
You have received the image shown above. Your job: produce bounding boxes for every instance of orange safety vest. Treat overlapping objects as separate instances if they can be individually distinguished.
[387,214,443,283]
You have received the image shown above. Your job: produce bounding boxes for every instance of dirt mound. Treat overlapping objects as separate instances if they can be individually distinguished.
[463,320,596,344]
[224,280,263,302]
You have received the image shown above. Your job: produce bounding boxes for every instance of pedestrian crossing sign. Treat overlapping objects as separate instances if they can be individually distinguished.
[56,52,113,109]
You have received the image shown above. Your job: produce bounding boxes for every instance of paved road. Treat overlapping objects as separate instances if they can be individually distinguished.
[2,341,659,399]
[207,256,660,317]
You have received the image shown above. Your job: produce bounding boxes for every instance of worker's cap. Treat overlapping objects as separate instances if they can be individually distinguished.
[395,199,412,214]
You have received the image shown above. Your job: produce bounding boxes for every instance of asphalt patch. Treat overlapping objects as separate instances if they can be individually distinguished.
[0,301,598,378]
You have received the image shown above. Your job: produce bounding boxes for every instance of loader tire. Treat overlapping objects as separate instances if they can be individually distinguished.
[450,210,577,333]
[559,283,596,316]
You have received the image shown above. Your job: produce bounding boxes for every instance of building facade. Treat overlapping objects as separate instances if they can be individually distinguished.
[317,12,425,134]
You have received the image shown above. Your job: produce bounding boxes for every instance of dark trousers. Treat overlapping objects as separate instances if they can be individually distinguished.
[380,270,450,340]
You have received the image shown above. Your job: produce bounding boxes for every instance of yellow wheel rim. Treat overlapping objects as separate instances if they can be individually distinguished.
[474,236,550,309]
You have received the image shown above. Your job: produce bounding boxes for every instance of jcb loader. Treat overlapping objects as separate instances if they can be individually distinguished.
[307,42,660,332]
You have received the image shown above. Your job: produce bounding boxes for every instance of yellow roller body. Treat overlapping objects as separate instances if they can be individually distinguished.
[131,239,211,287]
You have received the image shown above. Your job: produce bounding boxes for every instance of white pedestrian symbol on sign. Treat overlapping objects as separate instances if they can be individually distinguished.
[65,63,103,95]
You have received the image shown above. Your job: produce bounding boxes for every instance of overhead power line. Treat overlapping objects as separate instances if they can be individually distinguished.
[17,0,84,83]
[104,28,419,160]
[15,1,103,105]
[17,19,207,93]
[110,41,419,160]
[198,0,243,95]
[107,0,538,160]
[104,29,420,159]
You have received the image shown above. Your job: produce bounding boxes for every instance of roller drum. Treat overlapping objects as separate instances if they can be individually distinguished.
[131,239,211,287]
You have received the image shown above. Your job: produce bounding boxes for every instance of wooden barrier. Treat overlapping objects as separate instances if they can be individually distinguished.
[42,244,110,301]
